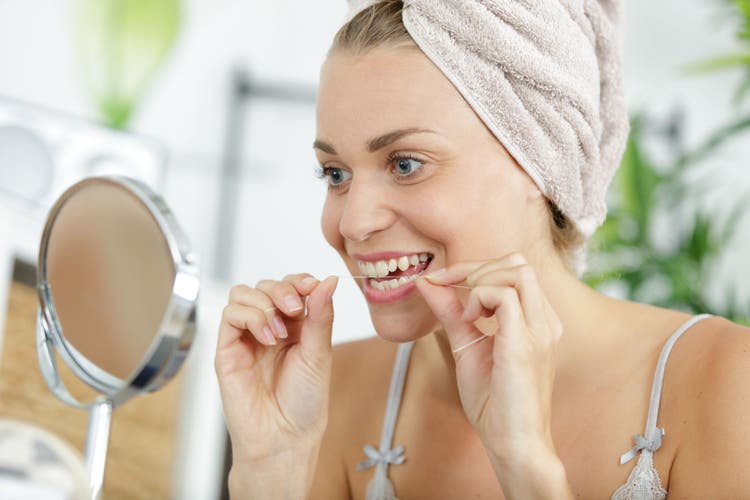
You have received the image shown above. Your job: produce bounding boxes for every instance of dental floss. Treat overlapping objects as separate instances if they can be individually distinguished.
[262,277,484,352]
[451,335,489,354]
[342,275,490,352]
[340,275,472,290]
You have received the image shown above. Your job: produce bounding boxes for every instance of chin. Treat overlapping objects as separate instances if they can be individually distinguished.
[369,308,439,343]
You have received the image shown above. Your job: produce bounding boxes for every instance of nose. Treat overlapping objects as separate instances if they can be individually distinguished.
[338,177,397,242]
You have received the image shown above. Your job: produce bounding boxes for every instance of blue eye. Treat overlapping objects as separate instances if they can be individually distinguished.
[394,157,423,176]
[321,167,352,186]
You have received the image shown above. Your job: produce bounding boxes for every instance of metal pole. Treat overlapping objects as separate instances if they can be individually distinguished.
[85,398,113,500]
[213,68,316,281]
[214,68,251,281]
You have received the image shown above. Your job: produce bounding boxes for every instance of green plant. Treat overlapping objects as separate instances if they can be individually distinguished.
[584,114,749,325]
[678,0,750,157]
[584,2,750,325]
[683,0,750,107]
[78,0,181,129]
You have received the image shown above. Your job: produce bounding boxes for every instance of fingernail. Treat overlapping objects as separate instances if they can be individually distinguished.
[272,316,288,338]
[302,277,318,287]
[262,326,277,345]
[284,295,303,312]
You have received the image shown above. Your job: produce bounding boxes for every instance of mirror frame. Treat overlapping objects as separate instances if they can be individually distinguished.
[36,175,199,408]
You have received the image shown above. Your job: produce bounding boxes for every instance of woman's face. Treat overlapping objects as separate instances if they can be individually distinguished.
[315,44,546,342]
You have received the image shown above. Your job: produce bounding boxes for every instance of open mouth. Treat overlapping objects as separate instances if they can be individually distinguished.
[357,252,434,291]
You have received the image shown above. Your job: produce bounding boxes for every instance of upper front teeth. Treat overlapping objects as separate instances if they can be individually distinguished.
[376,261,389,276]
[398,256,410,271]
[358,253,431,278]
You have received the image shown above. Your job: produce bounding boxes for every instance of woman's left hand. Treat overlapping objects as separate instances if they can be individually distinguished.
[414,252,564,466]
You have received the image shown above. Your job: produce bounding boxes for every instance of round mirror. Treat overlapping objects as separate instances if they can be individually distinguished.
[35,176,199,499]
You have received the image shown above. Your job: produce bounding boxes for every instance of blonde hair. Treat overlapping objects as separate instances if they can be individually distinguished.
[331,0,587,275]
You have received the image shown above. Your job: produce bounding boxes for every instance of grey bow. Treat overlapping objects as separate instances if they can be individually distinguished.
[619,427,665,465]
[356,445,406,471]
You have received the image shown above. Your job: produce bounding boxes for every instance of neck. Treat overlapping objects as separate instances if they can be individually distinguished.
[416,249,619,407]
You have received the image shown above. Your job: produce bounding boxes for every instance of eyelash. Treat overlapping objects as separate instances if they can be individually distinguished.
[314,152,426,192]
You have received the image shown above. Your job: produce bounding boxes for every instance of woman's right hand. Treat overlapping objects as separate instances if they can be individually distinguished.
[214,274,339,470]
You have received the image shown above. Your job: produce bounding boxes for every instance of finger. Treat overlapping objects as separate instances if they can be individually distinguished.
[424,252,527,285]
[229,284,289,340]
[273,274,322,339]
[219,303,278,348]
[414,276,484,353]
[460,291,494,322]
[459,286,525,338]
[282,273,321,295]
[256,279,306,317]
[465,264,546,327]
[229,284,273,308]
[299,276,339,360]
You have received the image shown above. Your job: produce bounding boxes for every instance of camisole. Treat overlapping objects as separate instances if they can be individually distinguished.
[356,313,713,500]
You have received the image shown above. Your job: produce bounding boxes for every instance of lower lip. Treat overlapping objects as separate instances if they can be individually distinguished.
[361,262,432,304]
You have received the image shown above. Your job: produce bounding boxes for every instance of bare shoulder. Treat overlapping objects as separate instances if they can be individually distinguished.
[329,336,399,424]
[667,316,750,497]
[332,335,396,377]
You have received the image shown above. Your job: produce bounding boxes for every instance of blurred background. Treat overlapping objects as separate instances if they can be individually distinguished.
[0,0,748,499]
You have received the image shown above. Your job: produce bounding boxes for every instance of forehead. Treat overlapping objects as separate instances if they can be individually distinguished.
[316,45,472,141]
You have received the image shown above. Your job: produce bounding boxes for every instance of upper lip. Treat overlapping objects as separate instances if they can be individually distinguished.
[349,251,432,262]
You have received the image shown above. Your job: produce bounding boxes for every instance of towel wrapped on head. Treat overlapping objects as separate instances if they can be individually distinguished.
[344,0,629,249]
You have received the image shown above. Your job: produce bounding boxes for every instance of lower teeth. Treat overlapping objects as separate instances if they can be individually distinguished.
[370,273,421,291]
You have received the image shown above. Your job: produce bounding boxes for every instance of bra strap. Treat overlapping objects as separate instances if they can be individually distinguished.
[619,314,713,464]
[357,341,415,476]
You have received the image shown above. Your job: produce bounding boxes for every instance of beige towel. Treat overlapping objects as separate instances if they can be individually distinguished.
[344,0,629,242]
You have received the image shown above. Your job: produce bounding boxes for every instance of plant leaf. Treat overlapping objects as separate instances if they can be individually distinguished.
[680,52,750,76]
[617,118,662,246]
[78,0,181,129]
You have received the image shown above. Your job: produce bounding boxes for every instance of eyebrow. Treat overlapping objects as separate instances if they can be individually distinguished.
[313,127,437,155]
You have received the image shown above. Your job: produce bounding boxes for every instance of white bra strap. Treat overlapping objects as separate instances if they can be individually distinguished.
[356,341,415,478]
[379,341,414,454]
[619,313,713,464]
[644,313,713,434]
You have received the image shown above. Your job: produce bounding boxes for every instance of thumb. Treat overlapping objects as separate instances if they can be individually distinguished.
[299,276,338,359]
[415,277,483,353]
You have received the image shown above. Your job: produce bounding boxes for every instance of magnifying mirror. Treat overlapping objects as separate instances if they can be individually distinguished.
[35,176,199,500]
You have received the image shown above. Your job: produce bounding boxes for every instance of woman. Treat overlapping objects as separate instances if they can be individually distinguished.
[215,1,750,498]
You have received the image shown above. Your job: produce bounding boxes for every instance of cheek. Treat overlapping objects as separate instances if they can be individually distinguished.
[408,172,525,260]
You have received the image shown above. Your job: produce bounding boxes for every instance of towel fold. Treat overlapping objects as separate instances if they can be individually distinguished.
[345,0,629,242]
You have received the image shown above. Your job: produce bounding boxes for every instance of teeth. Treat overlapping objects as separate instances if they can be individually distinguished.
[358,253,432,278]
[397,256,410,271]
[365,262,376,276]
[375,261,389,277]
[357,253,430,284]
[369,273,421,291]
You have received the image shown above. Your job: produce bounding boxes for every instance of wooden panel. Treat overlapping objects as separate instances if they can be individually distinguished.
[0,280,184,499]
